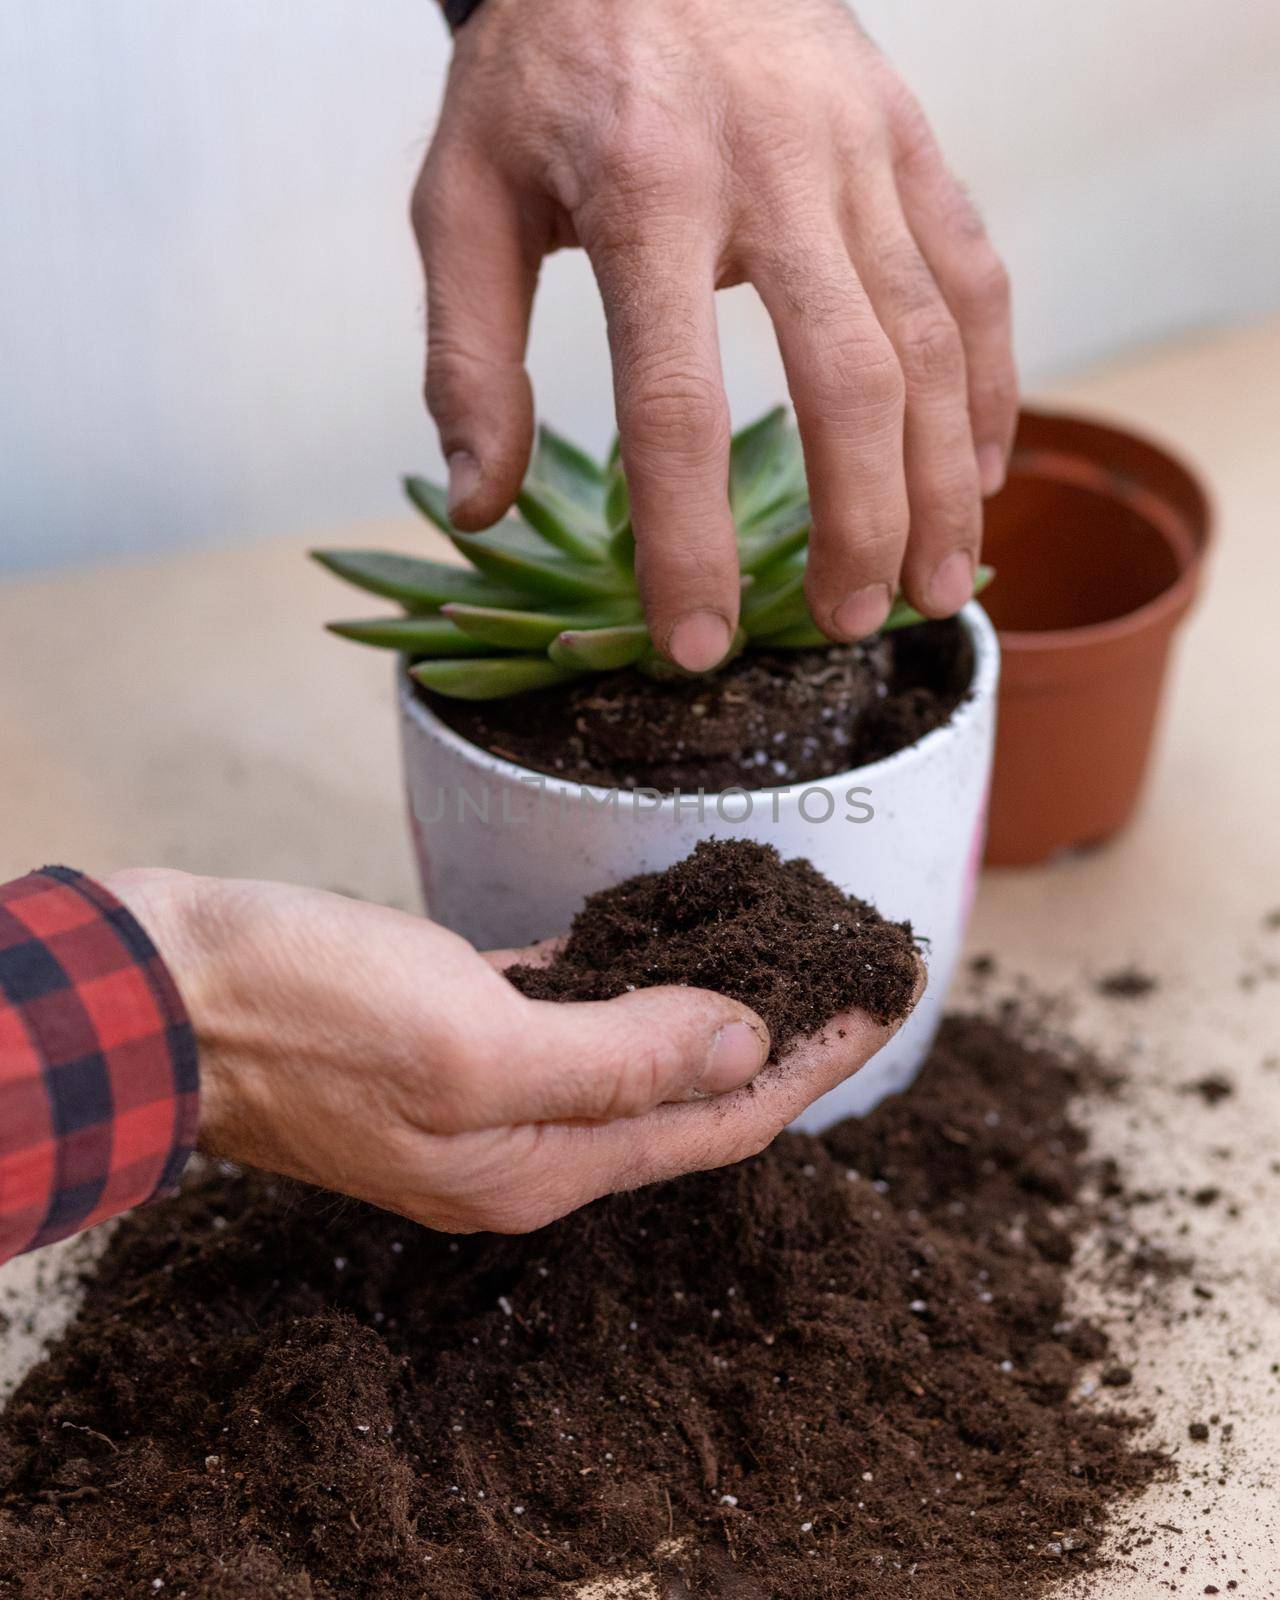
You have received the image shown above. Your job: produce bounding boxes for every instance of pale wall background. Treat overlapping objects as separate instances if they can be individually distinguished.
[2,0,1278,574]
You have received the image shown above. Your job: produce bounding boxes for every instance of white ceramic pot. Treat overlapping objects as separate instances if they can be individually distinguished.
[399,603,999,1130]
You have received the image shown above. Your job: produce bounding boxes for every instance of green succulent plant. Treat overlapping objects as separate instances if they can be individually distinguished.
[313,407,991,700]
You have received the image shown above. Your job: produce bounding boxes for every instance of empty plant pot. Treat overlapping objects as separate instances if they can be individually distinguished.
[981,407,1212,866]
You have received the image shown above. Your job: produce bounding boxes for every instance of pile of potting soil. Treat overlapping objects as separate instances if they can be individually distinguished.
[424,618,974,792]
[506,839,921,1057]
[0,1012,1165,1600]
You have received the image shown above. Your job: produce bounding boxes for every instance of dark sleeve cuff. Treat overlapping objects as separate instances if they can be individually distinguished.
[442,0,487,30]
[0,867,199,1261]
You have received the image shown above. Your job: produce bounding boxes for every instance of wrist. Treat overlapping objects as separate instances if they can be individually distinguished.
[103,867,244,1158]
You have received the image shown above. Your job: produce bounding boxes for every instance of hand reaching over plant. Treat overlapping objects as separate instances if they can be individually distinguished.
[105,870,921,1235]
[412,0,1017,670]
[313,408,992,699]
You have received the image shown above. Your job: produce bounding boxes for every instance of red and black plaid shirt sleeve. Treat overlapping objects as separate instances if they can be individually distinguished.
[0,867,198,1264]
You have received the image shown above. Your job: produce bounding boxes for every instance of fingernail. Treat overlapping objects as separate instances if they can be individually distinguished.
[701,1019,770,1095]
[832,582,891,641]
[446,450,481,516]
[667,610,732,673]
[977,443,1007,498]
[927,549,974,616]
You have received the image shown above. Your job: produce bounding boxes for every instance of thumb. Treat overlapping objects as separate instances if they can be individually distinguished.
[412,148,538,527]
[496,986,772,1125]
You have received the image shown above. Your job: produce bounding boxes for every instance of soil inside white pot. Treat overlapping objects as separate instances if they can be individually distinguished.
[418,617,973,793]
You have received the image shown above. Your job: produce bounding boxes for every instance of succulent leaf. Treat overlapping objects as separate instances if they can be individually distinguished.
[737,499,812,576]
[528,423,606,512]
[604,463,630,539]
[403,476,462,534]
[873,564,995,636]
[410,656,583,700]
[515,484,609,562]
[327,616,500,654]
[310,550,525,610]
[755,618,830,649]
[606,521,636,571]
[740,552,807,636]
[548,622,650,671]
[447,529,632,601]
[443,598,641,651]
[730,407,807,528]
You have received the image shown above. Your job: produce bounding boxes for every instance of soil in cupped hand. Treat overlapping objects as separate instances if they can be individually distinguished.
[505,838,921,1059]
[422,616,973,792]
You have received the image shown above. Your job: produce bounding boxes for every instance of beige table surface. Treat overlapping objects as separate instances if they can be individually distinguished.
[2,320,1279,1596]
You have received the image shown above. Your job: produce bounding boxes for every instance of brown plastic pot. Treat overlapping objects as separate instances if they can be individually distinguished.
[980,407,1213,866]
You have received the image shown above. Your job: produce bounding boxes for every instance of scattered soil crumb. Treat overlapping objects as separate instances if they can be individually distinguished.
[1182,1074,1235,1107]
[1096,966,1159,999]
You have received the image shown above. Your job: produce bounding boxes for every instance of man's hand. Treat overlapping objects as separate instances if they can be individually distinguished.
[109,870,920,1234]
[412,0,1016,670]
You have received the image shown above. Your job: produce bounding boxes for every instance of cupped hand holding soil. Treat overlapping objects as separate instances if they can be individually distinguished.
[108,850,921,1237]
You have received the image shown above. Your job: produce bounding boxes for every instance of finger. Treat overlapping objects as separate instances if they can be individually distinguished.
[412,148,540,528]
[493,970,925,1229]
[494,985,771,1124]
[749,234,908,642]
[584,218,740,672]
[482,935,564,973]
[890,101,1018,497]
[843,178,982,618]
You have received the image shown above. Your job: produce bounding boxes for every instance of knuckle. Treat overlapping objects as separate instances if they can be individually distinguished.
[592,122,658,187]
[423,349,469,427]
[476,1196,548,1234]
[727,1120,779,1167]
[597,1027,678,1119]
[425,331,491,380]
[889,88,941,174]
[940,179,994,246]
[974,366,1020,429]
[814,336,906,420]
[413,1064,478,1136]
[410,148,461,243]
[897,311,965,387]
[756,249,851,323]
[807,517,905,584]
[409,171,434,238]
[914,481,981,543]
[635,537,735,601]
[588,99,702,198]
[425,336,527,430]
[958,250,1012,323]
[623,371,729,463]
[875,235,941,314]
